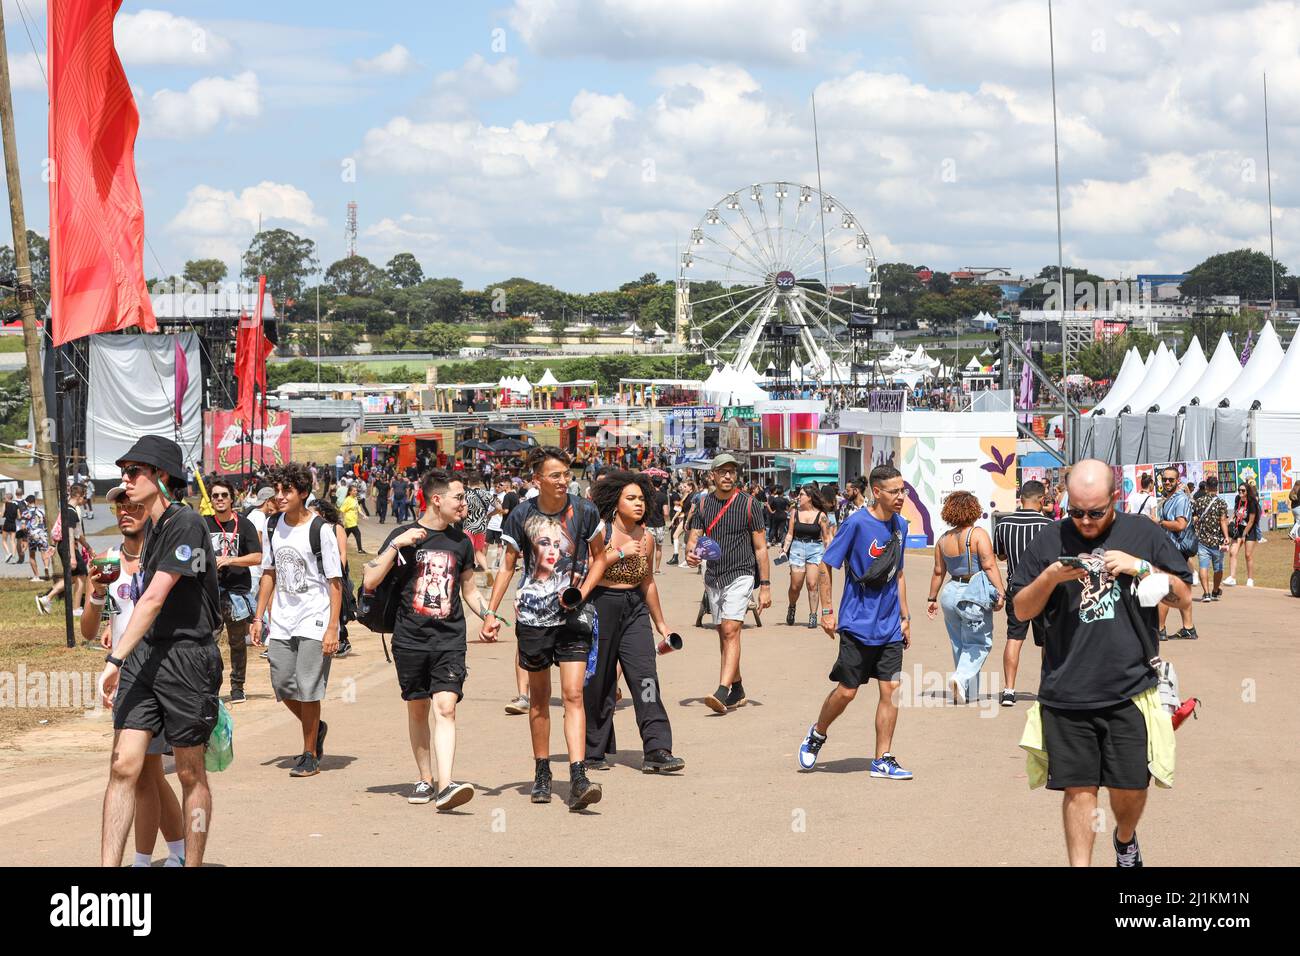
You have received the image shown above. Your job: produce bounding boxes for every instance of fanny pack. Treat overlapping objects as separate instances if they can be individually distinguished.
[224,591,254,622]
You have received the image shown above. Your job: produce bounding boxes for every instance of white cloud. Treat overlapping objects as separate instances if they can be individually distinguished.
[114,10,232,66]
[430,55,520,114]
[506,0,879,64]
[355,44,416,75]
[9,51,45,91]
[145,72,260,139]
[166,181,324,263]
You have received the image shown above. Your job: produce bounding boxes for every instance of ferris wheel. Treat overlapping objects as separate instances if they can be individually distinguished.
[676,182,880,381]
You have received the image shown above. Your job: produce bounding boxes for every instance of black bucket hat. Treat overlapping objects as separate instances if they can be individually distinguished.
[116,435,187,487]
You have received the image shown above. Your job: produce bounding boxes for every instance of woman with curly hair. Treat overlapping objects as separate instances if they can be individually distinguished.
[925,491,1005,704]
[574,469,684,774]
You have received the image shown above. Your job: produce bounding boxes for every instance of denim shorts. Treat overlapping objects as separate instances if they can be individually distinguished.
[1197,544,1224,572]
[788,539,825,568]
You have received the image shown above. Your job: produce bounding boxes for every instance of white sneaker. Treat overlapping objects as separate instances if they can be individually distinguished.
[1222,577,1237,586]
[28,576,43,583]
[1246,578,1254,587]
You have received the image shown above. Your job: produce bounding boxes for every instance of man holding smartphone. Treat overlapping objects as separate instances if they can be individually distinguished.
[1010,460,1192,867]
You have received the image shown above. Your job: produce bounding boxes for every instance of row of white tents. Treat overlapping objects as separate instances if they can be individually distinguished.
[1079,322,1300,464]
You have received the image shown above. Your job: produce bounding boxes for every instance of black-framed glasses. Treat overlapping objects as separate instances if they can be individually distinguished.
[1067,506,1110,520]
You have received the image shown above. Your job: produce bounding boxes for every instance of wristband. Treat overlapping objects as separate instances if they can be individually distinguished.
[820,608,834,616]
[89,593,107,606]
[105,653,125,668]
[757,579,770,586]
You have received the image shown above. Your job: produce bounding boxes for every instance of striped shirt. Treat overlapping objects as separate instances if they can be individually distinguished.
[993,509,1053,577]
[689,491,765,588]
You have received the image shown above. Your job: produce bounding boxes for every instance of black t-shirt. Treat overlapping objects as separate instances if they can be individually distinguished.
[141,503,221,644]
[382,523,476,650]
[4,501,18,522]
[205,513,261,593]
[374,478,391,498]
[501,491,520,518]
[646,491,668,528]
[1008,512,1193,709]
[393,478,409,499]
[62,506,80,536]
[689,491,765,588]
[769,494,790,520]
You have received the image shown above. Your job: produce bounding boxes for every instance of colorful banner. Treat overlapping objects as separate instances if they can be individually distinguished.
[205,408,292,474]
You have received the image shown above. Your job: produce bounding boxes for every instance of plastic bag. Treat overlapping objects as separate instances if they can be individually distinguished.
[204,700,234,772]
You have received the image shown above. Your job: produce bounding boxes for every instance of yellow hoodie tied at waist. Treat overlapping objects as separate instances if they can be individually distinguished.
[1018,685,1176,790]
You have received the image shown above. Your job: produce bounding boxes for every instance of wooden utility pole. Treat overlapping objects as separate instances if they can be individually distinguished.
[0,9,61,524]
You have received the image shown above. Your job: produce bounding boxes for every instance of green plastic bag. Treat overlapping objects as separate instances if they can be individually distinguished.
[204,700,234,772]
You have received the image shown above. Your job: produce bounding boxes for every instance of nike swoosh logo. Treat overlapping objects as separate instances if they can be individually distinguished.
[869,540,886,557]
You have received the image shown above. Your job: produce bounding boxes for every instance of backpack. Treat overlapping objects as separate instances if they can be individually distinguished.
[266,513,356,626]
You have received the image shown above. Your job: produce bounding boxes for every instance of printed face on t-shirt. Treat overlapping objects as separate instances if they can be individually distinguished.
[531,520,568,581]
[413,549,457,619]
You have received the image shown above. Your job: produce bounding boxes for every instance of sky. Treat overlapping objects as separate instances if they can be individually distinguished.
[4,0,1299,292]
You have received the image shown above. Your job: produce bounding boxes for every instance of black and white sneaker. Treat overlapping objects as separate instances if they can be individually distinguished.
[434,782,475,812]
[567,766,603,812]
[229,688,246,705]
[786,605,796,626]
[408,781,434,804]
[1000,689,1016,707]
[642,749,685,773]
[335,640,352,658]
[1114,828,1143,867]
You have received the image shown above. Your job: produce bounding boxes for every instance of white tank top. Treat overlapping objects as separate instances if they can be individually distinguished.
[108,565,141,651]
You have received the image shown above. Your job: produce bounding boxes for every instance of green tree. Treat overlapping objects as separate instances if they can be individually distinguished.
[329,294,391,335]
[324,255,386,297]
[580,327,600,344]
[322,322,361,355]
[417,323,469,354]
[548,316,567,345]
[385,252,424,289]
[877,262,926,322]
[1181,249,1289,300]
[242,229,319,306]
[0,231,50,299]
[267,358,346,390]
[489,318,534,343]
[1017,265,1108,310]
[182,258,228,286]
[383,326,412,352]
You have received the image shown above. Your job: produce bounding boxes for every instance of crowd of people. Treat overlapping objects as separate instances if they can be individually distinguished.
[71,423,1280,868]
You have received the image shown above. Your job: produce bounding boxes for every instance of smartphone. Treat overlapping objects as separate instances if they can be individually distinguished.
[1058,556,1088,569]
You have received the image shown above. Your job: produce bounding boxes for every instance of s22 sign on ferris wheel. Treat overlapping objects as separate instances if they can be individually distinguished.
[675,182,880,383]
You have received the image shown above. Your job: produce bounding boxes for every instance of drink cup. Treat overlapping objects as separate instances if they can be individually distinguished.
[91,555,120,584]
[656,632,683,656]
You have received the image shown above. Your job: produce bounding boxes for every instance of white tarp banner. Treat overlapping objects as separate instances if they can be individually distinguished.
[1252,411,1300,458]
[86,333,203,481]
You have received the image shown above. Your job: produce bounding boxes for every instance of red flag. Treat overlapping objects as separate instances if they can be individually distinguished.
[173,336,188,425]
[235,313,257,426]
[47,0,156,346]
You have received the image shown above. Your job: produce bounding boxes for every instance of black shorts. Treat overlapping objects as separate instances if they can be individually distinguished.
[486,529,502,545]
[1006,602,1045,645]
[2,520,14,533]
[829,634,903,688]
[1041,701,1150,791]
[113,639,222,748]
[517,623,591,672]
[392,641,466,701]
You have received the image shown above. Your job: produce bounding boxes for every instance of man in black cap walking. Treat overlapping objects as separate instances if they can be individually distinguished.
[99,435,223,867]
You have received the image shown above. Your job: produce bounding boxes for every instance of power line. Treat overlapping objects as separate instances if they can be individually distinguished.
[13,0,47,91]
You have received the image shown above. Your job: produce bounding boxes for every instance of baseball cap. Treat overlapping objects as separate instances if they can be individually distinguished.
[709,453,740,471]
[255,486,275,503]
[106,484,128,503]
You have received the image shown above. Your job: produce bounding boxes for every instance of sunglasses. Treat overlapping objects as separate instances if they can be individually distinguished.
[210,492,231,499]
[121,464,150,480]
[1067,506,1111,520]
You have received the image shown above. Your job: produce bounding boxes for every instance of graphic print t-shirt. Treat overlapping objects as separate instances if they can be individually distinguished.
[382,524,475,650]
[500,494,603,627]
[1008,512,1193,709]
[205,514,260,592]
[261,515,343,642]
[463,488,494,534]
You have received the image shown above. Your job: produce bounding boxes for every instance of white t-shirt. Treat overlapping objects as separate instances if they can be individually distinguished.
[487,491,505,532]
[261,514,343,642]
[1130,492,1157,520]
[109,564,140,651]
[524,487,539,500]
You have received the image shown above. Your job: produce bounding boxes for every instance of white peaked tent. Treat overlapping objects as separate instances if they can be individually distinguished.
[536,368,560,387]
[965,355,982,371]
[706,365,767,406]
[513,375,532,393]
[621,322,640,336]
[1163,334,1241,410]
[651,323,672,337]
[1147,336,1207,412]
[1250,329,1300,411]
[1117,342,1178,414]
[1089,347,1145,415]
[746,364,766,382]
[1218,321,1284,408]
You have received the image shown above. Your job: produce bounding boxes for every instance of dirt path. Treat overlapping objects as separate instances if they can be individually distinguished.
[2,522,1296,866]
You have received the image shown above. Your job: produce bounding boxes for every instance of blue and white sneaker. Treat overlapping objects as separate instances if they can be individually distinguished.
[869,753,913,780]
[798,725,826,770]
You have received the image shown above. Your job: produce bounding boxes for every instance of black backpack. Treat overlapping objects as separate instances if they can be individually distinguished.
[266,513,356,626]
